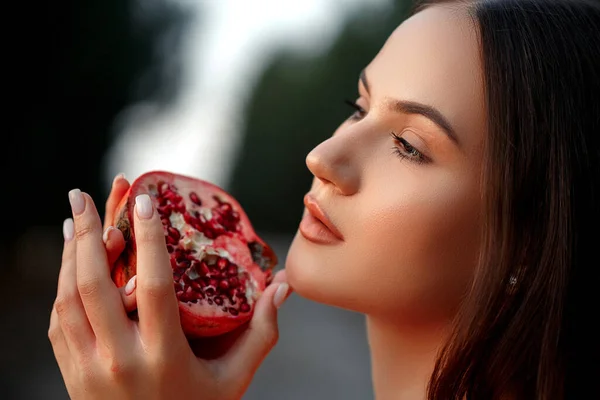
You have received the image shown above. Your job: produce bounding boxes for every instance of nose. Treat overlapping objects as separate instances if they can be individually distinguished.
[305,136,360,195]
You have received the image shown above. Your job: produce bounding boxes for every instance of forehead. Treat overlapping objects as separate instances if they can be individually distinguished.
[366,5,485,150]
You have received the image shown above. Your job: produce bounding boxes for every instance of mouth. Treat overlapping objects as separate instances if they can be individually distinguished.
[299,194,344,244]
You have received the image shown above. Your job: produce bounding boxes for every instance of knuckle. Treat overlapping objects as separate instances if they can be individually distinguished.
[54,295,74,316]
[147,353,171,377]
[105,356,137,382]
[74,222,98,241]
[135,225,164,245]
[139,277,174,299]
[78,277,102,298]
[79,363,97,387]
[48,325,62,344]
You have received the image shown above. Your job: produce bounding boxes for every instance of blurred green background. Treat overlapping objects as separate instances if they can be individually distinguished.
[2,1,414,398]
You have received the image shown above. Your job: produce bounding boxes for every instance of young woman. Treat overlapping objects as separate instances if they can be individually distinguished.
[48,0,600,398]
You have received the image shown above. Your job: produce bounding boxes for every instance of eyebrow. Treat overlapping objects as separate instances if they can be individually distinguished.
[360,69,459,145]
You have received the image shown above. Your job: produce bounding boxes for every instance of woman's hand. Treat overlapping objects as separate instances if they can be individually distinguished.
[48,181,290,400]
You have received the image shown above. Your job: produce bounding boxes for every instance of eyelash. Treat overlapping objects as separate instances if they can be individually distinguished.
[344,99,428,164]
[344,99,366,120]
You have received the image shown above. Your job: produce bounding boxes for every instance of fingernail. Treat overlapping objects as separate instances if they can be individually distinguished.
[125,275,137,295]
[102,226,115,244]
[68,189,85,215]
[135,194,153,219]
[273,283,289,309]
[112,173,126,187]
[63,218,74,241]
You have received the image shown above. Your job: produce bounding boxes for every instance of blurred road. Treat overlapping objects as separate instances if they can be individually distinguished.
[1,232,373,400]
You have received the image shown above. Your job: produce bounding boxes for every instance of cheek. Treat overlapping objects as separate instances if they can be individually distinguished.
[356,179,481,322]
[286,171,482,325]
[356,186,479,322]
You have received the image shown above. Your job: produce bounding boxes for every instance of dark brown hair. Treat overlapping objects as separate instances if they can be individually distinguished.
[412,0,600,398]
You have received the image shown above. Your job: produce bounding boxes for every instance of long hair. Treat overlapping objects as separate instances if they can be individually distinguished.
[413,0,600,398]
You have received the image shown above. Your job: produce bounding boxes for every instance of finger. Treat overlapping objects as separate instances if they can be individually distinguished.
[119,275,138,313]
[55,218,95,355]
[271,269,288,285]
[268,269,292,304]
[104,226,136,312]
[70,189,131,347]
[48,305,73,374]
[104,173,130,231]
[220,282,290,381]
[103,225,126,268]
[133,194,185,346]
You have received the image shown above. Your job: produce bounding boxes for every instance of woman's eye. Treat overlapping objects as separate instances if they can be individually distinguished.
[390,132,428,164]
[344,99,367,120]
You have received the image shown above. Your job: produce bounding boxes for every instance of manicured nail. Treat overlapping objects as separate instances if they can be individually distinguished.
[273,283,289,309]
[68,189,85,215]
[112,173,126,187]
[125,275,137,295]
[63,218,74,241]
[102,226,115,244]
[135,194,153,219]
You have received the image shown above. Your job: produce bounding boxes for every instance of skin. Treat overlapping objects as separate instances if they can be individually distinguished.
[49,4,486,400]
[286,4,486,398]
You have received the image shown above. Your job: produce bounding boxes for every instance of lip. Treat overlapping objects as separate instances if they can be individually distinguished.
[299,194,344,244]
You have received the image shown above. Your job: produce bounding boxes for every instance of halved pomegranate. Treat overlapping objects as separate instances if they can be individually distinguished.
[111,171,278,337]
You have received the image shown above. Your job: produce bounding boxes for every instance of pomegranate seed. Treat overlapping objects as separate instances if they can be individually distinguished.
[228,308,239,316]
[204,228,215,239]
[183,213,196,225]
[199,262,210,276]
[229,277,239,287]
[227,266,237,276]
[189,191,202,205]
[218,280,229,290]
[240,303,251,313]
[217,258,228,269]
[214,297,224,306]
[167,227,181,240]
[190,280,203,291]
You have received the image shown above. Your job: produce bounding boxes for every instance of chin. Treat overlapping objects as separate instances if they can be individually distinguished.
[284,230,372,314]
[285,231,327,301]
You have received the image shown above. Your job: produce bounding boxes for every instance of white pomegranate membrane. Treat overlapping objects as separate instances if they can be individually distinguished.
[112,171,277,337]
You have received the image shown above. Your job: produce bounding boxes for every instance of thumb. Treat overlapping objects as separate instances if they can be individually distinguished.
[220,282,291,380]
[118,275,138,313]
[102,225,126,268]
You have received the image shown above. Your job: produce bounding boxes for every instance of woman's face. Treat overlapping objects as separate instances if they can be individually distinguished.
[285,5,487,327]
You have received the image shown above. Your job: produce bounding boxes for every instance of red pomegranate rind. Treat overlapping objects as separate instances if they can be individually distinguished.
[111,171,278,337]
